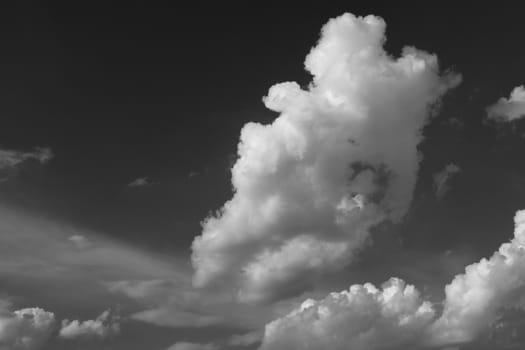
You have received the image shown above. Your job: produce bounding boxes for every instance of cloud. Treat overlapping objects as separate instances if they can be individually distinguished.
[487,86,525,122]
[59,309,120,340]
[127,176,154,188]
[106,278,278,330]
[166,342,217,350]
[0,304,56,350]
[258,209,525,349]
[0,147,53,170]
[259,278,435,350]
[228,330,263,346]
[68,234,92,250]
[429,209,525,345]
[191,13,460,303]
[432,163,461,199]
[0,147,53,183]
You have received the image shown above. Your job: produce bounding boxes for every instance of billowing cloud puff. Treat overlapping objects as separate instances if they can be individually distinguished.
[166,342,217,350]
[259,278,435,350]
[59,309,120,340]
[433,163,461,199]
[486,86,525,122]
[429,209,525,345]
[259,210,525,349]
[191,13,460,303]
[0,305,56,350]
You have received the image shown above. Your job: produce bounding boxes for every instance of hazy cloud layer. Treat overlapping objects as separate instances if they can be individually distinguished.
[433,163,461,199]
[191,13,460,303]
[487,86,525,122]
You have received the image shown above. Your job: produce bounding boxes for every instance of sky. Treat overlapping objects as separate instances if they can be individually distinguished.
[1,2,525,350]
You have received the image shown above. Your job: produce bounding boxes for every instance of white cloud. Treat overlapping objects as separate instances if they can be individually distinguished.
[192,12,460,303]
[429,209,525,345]
[127,176,154,188]
[487,86,525,122]
[59,309,120,340]
[258,209,525,349]
[68,234,92,250]
[259,278,435,350]
[0,147,53,170]
[433,163,461,199]
[0,147,53,183]
[0,305,56,350]
[166,342,217,350]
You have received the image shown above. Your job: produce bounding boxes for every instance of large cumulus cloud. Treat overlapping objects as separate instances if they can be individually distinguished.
[258,209,525,349]
[429,209,525,345]
[191,13,460,303]
[259,278,435,350]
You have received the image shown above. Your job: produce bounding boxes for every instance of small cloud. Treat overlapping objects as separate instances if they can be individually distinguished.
[228,330,263,346]
[59,309,120,340]
[165,342,217,350]
[68,235,92,250]
[433,163,461,200]
[188,171,199,179]
[443,116,465,129]
[127,177,155,188]
[0,147,53,183]
[486,85,525,122]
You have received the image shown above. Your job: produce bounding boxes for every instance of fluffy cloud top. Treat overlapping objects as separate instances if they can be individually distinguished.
[0,305,56,350]
[259,278,435,350]
[486,86,525,122]
[433,163,461,199]
[191,13,459,303]
[59,309,120,340]
[258,209,525,349]
[429,209,525,345]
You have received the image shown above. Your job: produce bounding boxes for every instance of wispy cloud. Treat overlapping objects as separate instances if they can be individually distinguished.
[127,176,155,188]
[165,342,217,350]
[0,147,53,169]
[433,163,461,200]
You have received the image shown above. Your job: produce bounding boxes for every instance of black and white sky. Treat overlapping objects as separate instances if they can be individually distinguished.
[1,2,525,350]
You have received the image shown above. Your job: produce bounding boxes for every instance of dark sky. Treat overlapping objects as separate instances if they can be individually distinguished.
[1,2,525,350]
